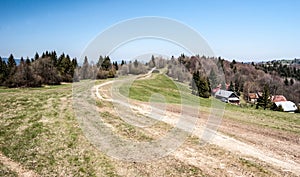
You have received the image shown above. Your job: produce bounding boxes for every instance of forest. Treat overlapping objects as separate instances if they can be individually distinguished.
[166,54,300,106]
[0,51,147,87]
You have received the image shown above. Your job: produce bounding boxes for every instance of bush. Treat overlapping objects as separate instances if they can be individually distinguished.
[152,69,160,73]
[295,106,300,113]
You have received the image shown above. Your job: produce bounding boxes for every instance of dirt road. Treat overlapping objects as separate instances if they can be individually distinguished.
[93,71,300,176]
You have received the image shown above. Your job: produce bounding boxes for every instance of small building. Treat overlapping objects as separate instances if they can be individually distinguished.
[215,90,240,104]
[248,93,259,103]
[273,101,297,112]
[271,95,287,102]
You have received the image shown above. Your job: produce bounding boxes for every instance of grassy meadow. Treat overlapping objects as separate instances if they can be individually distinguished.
[123,73,300,134]
[0,74,299,176]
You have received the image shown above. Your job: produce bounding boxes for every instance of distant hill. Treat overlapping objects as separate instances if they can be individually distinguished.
[166,55,300,105]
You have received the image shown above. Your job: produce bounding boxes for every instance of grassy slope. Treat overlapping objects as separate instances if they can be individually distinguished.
[0,74,299,176]
[0,80,207,176]
[120,74,212,108]
[123,73,300,134]
[0,83,117,176]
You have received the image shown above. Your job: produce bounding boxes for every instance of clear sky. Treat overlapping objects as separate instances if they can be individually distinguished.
[0,0,299,62]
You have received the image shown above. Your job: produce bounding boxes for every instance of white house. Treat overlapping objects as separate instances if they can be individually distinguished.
[274,101,297,112]
[215,90,240,104]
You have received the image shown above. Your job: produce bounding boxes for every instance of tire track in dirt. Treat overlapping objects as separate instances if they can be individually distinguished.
[93,73,300,176]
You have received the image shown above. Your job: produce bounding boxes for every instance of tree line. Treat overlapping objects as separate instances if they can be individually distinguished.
[0,51,78,87]
[165,55,300,105]
[255,61,300,81]
[0,51,154,88]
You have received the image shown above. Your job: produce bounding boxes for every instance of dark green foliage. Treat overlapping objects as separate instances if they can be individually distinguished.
[257,84,271,110]
[208,69,217,89]
[0,57,8,85]
[57,55,73,82]
[229,81,234,91]
[97,55,104,68]
[234,79,241,96]
[256,61,300,81]
[272,104,284,112]
[284,78,289,86]
[81,56,90,79]
[0,51,80,87]
[133,59,138,68]
[7,54,16,76]
[191,71,210,98]
[34,52,39,60]
[149,55,156,68]
[72,58,78,68]
[101,56,112,71]
[290,78,294,85]
[230,59,236,69]
[121,60,126,66]
[113,61,118,70]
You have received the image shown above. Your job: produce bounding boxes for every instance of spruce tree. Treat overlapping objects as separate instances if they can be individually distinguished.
[284,78,289,86]
[7,54,16,76]
[229,81,234,91]
[97,56,104,68]
[290,78,294,86]
[0,57,8,84]
[101,56,112,71]
[208,69,217,89]
[34,52,39,60]
[257,84,271,110]
[81,56,90,79]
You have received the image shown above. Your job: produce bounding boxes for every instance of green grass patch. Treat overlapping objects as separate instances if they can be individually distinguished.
[120,74,213,108]
[0,83,118,176]
[120,73,300,134]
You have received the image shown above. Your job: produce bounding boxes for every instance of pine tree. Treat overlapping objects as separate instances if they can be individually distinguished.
[233,66,237,74]
[25,57,31,65]
[101,56,112,71]
[208,69,217,89]
[191,71,200,95]
[72,58,78,68]
[97,55,104,68]
[50,51,57,66]
[81,56,90,79]
[133,59,138,68]
[198,76,210,98]
[290,78,294,86]
[257,84,271,110]
[191,71,210,98]
[7,54,16,76]
[149,55,156,68]
[234,79,240,95]
[229,81,234,91]
[59,55,73,82]
[284,78,289,86]
[113,61,118,70]
[0,57,8,84]
[34,52,39,60]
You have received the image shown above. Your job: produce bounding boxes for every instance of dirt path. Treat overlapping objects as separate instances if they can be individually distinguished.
[93,74,300,176]
[0,152,39,177]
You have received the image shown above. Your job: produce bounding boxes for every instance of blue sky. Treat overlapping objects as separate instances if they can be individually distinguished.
[0,0,299,62]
